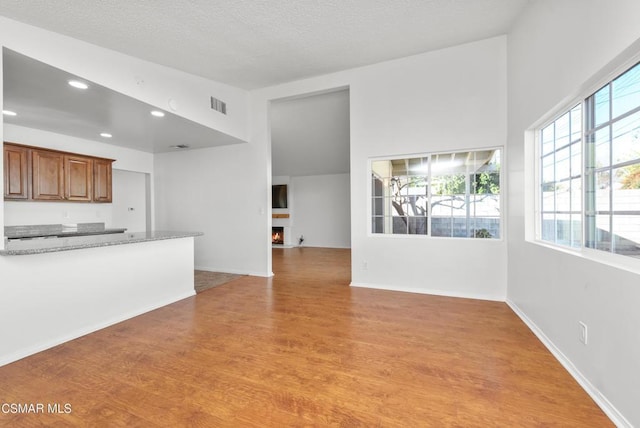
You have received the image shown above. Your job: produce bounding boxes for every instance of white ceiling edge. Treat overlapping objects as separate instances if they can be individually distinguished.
[2,48,245,153]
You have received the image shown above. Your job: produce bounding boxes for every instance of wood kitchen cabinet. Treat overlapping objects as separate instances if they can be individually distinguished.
[32,149,65,201]
[65,155,93,202]
[3,142,114,203]
[3,144,29,200]
[93,158,112,203]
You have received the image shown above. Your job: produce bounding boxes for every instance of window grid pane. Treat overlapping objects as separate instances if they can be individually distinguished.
[585,62,640,258]
[540,104,582,248]
[372,150,500,238]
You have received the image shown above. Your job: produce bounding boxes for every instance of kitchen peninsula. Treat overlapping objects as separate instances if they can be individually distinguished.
[0,41,230,369]
[0,226,203,366]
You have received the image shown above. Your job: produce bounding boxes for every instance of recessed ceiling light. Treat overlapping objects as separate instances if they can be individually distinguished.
[2,110,17,116]
[68,80,89,89]
[151,110,165,117]
[170,144,189,149]
[100,133,113,138]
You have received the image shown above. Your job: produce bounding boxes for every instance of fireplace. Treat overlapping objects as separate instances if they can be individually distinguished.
[272,227,284,245]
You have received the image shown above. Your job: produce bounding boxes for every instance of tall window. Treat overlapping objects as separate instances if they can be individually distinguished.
[538,62,640,259]
[585,63,640,257]
[371,149,501,238]
[540,105,582,248]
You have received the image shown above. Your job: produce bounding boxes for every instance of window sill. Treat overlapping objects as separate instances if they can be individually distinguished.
[369,233,504,243]
[528,239,640,276]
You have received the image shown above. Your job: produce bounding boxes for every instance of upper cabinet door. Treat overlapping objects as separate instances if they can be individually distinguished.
[93,158,113,203]
[65,155,93,202]
[3,144,29,200]
[32,149,65,201]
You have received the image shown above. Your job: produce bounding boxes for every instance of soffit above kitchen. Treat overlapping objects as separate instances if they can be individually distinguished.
[2,48,244,153]
[0,0,529,90]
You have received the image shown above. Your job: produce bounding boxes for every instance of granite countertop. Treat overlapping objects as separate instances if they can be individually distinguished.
[4,222,125,240]
[7,228,128,240]
[1,231,203,255]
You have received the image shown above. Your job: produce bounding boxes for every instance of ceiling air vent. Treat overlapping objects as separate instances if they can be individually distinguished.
[210,96,227,115]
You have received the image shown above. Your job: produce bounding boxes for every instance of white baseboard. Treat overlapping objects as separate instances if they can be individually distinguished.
[350,281,505,302]
[506,299,631,428]
[0,290,195,368]
[273,244,351,249]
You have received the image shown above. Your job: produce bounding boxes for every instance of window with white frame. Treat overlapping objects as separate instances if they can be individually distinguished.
[371,149,501,238]
[585,63,640,257]
[540,105,582,248]
[538,62,640,259]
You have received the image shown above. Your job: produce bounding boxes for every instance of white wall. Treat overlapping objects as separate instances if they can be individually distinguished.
[5,201,114,228]
[3,124,153,228]
[250,36,508,299]
[507,1,640,426]
[4,124,154,173]
[154,143,270,276]
[290,173,350,248]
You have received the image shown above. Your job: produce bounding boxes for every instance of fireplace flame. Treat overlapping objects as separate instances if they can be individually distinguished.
[272,228,284,244]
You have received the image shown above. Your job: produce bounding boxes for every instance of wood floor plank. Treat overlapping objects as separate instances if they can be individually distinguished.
[0,247,612,426]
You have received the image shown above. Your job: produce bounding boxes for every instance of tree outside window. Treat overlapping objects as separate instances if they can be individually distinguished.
[371,149,501,238]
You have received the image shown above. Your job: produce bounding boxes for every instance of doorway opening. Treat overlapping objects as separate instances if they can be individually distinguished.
[269,88,352,259]
[112,169,151,233]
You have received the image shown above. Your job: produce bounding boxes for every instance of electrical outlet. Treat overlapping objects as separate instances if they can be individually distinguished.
[579,321,588,345]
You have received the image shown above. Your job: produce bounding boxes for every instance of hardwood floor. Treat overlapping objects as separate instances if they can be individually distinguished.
[0,247,611,427]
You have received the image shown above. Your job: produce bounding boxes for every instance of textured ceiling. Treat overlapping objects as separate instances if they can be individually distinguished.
[0,0,529,89]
